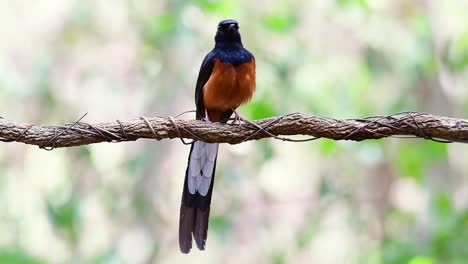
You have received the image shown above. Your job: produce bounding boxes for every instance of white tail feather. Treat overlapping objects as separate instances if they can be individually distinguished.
[188,171,198,194]
[198,177,212,196]
[205,143,218,161]
[188,141,219,195]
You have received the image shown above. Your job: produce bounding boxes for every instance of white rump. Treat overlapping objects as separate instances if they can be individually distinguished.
[188,141,219,196]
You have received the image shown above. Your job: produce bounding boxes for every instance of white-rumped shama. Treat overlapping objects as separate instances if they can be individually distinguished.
[179,19,256,253]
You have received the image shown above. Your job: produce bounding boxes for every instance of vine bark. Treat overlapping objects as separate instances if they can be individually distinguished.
[0,112,467,149]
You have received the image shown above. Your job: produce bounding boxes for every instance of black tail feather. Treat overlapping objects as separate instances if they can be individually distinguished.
[179,143,217,253]
[179,205,194,253]
[194,208,210,250]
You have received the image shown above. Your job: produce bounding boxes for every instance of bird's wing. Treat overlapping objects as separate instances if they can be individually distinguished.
[194,51,216,120]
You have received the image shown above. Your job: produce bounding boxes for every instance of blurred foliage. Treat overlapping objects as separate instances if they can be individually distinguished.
[262,11,298,33]
[46,193,80,246]
[336,0,368,9]
[382,193,468,263]
[0,250,45,264]
[395,141,447,182]
[143,12,177,45]
[444,33,468,74]
[0,0,468,263]
[194,0,238,16]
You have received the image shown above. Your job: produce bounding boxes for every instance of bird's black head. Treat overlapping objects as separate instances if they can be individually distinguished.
[215,19,242,47]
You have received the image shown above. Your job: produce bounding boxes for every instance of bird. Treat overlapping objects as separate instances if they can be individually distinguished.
[179,19,256,253]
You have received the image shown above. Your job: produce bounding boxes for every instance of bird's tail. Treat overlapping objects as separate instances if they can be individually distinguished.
[179,141,218,253]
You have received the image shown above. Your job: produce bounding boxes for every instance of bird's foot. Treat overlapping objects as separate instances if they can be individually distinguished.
[232,109,244,127]
[203,109,211,122]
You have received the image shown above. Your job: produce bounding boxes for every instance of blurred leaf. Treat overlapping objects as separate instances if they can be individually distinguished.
[361,248,383,264]
[382,239,414,264]
[411,12,436,75]
[272,250,286,264]
[409,11,432,39]
[430,193,457,258]
[245,99,276,120]
[365,47,392,77]
[408,256,435,264]
[210,214,232,239]
[383,195,468,263]
[336,0,368,9]
[395,141,447,182]
[132,191,150,217]
[194,0,237,16]
[444,33,468,74]
[319,139,337,155]
[432,193,453,217]
[77,146,92,160]
[262,11,297,32]
[126,150,150,175]
[419,50,437,75]
[349,62,372,115]
[296,221,318,249]
[152,13,176,34]
[318,178,331,197]
[0,250,45,264]
[422,141,447,160]
[258,141,274,161]
[46,194,80,244]
[143,13,176,46]
[396,144,424,181]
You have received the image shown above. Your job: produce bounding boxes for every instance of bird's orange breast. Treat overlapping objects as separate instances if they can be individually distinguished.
[203,58,256,122]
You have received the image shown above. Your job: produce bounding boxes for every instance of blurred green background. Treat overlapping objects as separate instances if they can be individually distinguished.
[1,0,468,263]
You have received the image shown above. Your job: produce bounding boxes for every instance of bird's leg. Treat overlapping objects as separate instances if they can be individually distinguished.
[232,108,244,126]
[204,109,211,122]
[231,109,267,132]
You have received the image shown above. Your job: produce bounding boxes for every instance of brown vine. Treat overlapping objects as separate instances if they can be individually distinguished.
[0,111,467,150]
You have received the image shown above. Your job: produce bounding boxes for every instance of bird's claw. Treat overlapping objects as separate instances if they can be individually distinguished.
[232,109,244,127]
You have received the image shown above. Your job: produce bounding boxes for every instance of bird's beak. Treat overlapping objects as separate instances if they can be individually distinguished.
[228,24,236,31]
